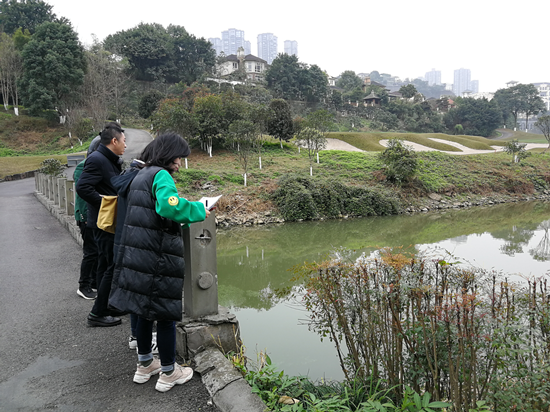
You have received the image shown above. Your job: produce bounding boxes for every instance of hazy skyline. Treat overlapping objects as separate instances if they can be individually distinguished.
[45,0,549,93]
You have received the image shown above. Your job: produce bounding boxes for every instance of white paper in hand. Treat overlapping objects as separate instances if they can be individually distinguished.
[199,195,222,211]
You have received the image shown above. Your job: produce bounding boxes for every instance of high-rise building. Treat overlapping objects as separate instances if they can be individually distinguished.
[208,38,222,56]
[222,28,246,56]
[257,33,278,64]
[533,82,550,112]
[284,40,298,57]
[244,40,251,55]
[424,68,441,86]
[469,80,479,93]
[453,68,471,96]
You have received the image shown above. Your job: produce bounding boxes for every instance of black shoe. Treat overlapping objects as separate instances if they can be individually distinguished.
[87,313,121,327]
[77,287,97,300]
[108,308,128,317]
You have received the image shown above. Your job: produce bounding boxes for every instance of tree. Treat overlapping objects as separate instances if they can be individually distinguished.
[305,109,334,134]
[248,103,272,169]
[0,0,58,35]
[494,84,545,131]
[81,41,129,130]
[504,139,529,163]
[535,115,550,151]
[336,71,362,92]
[138,90,164,119]
[328,89,343,110]
[226,120,259,186]
[300,64,328,102]
[265,54,327,102]
[103,23,172,82]
[399,84,418,99]
[343,87,365,104]
[165,24,215,84]
[18,21,86,116]
[295,127,326,175]
[0,32,22,111]
[193,93,225,156]
[265,53,302,100]
[443,97,501,137]
[104,23,215,84]
[522,87,546,131]
[12,27,31,50]
[151,97,197,139]
[369,71,383,83]
[267,99,293,148]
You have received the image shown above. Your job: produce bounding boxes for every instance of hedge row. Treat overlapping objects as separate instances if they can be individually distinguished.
[272,175,401,221]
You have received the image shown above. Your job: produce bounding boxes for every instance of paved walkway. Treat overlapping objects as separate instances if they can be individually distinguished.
[0,178,220,411]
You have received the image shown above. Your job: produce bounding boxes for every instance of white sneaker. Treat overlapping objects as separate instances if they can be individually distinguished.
[133,358,161,384]
[155,364,193,392]
[128,335,137,350]
[151,332,158,355]
[132,332,158,354]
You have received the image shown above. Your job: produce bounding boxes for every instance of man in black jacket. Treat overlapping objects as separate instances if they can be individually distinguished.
[76,122,126,327]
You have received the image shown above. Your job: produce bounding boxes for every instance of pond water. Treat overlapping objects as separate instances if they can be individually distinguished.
[216,200,550,381]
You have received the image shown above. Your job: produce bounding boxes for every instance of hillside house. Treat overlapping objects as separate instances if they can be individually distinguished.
[216,47,268,82]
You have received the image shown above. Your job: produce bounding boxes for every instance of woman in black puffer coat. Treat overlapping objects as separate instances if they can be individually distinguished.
[109,132,209,393]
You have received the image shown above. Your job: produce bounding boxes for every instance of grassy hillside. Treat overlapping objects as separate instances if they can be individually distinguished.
[3,113,550,222]
[171,137,550,220]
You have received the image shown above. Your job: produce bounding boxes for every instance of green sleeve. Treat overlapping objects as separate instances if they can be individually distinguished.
[152,169,206,224]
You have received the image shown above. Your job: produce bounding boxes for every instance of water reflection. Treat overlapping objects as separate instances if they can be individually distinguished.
[216,201,550,379]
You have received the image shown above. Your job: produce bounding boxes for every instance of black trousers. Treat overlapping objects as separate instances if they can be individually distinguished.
[78,222,98,289]
[90,228,115,317]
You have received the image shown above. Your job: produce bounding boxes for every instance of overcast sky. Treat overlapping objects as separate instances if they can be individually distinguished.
[46,0,549,93]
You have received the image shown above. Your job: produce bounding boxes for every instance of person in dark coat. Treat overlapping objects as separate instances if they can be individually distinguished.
[76,122,126,327]
[110,142,155,351]
[109,132,209,392]
[73,142,100,300]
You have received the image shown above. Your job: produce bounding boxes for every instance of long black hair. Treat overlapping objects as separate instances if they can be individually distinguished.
[147,132,190,171]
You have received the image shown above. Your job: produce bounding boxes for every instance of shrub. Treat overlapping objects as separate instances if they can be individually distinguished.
[39,158,64,176]
[378,138,418,184]
[273,177,318,220]
[294,248,550,411]
[272,175,401,221]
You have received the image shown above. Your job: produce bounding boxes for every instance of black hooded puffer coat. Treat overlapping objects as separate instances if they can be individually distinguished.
[109,166,185,321]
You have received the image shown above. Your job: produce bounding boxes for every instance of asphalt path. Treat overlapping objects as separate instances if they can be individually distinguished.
[122,128,154,161]
[0,174,219,410]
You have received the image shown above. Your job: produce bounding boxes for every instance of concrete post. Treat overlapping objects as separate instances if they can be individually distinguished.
[177,210,241,360]
[53,177,60,206]
[48,176,54,201]
[58,178,67,211]
[66,182,75,217]
[182,211,219,318]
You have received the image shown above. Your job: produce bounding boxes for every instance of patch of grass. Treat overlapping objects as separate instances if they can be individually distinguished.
[327,131,507,152]
[0,154,73,179]
[497,128,549,143]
